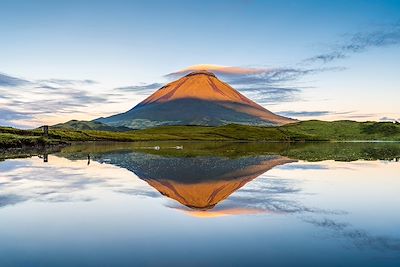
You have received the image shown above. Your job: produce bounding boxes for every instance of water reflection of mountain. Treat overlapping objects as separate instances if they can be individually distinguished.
[2,145,400,256]
[90,152,295,210]
[54,141,400,210]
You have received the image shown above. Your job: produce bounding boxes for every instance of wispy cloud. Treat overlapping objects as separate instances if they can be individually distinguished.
[278,110,333,117]
[167,65,343,85]
[159,23,400,111]
[277,110,357,118]
[380,116,400,123]
[115,83,164,95]
[0,107,39,120]
[224,67,342,85]
[305,22,400,64]
[2,22,399,127]
[0,107,44,127]
[239,87,303,105]
[164,65,344,105]
[277,110,381,120]
[0,73,120,128]
[37,79,97,86]
[115,65,327,105]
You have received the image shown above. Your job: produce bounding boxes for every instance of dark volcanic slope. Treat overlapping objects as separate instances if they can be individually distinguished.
[97,71,295,129]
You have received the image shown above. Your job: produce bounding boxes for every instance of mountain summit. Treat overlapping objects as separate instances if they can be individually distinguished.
[97,70,295,129]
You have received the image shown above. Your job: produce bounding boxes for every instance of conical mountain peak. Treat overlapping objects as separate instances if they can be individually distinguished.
[184,70,216,78]
[97,70,296,129]
[139,70,258,105]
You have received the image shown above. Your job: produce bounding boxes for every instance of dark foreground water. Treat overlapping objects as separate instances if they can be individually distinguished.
[0,142,399,267]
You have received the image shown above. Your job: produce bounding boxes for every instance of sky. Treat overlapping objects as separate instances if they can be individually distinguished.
[1,0,400,128]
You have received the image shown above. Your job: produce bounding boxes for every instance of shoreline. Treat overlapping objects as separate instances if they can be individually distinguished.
[2,139,400,152]
[1,121,400,150]
[2,140,400,163]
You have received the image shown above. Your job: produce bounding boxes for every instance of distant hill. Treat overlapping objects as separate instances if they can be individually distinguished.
[97,70,296,129]
[51,120,130,132]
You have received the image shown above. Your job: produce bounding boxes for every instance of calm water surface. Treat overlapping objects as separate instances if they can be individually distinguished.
[0,142,399,266]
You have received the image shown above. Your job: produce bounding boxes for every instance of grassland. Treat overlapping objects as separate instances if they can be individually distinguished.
[52,120,130,131]
[0,128,67,149]
[1,120,400,149]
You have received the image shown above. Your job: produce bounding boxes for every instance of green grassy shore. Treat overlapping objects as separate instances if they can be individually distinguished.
[1,120,400,149]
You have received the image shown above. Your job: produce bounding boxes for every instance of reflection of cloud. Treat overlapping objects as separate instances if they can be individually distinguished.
[305,217,400,252]
[0,194,26,207]
[165,174,343,217]
[2,151,399,257]
[278,164,330,170]
[0,155,151,207]
[178,207,265,218]
[117,188,161,198]
[305,23,400,63]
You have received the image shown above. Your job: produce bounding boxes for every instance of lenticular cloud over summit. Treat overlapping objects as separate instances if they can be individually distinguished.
[166,64,265,78]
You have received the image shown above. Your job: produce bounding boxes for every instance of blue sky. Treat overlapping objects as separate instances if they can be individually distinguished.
[1,0,400,127]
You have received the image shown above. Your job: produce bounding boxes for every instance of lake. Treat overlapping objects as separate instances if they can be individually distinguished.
[0,142,399,266]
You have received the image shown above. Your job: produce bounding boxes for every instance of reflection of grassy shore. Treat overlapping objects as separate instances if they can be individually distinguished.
[2,140,400,162]
[57,142,400,162]
[282,142,400,161]
[1,120,400,149]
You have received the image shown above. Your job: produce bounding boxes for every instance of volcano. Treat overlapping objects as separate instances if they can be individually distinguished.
[97,70,295,129]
